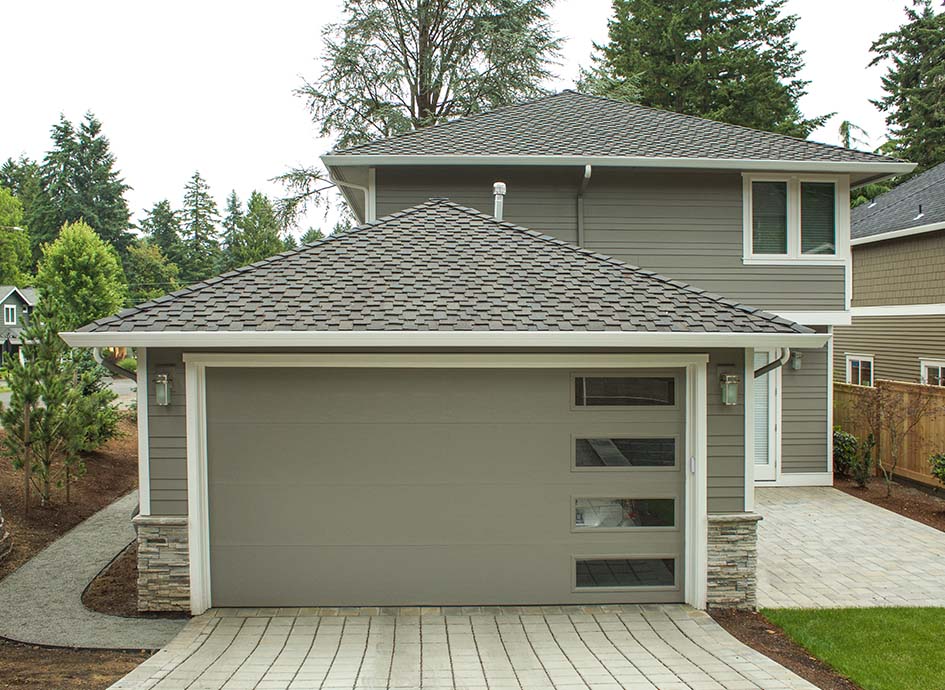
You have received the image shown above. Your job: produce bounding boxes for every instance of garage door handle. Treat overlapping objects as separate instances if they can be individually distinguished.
[689,456,696,474]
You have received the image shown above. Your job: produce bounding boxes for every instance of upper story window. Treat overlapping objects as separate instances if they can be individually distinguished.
[920,360,945,386]
[743,175,848,265]
[3,305,16,325]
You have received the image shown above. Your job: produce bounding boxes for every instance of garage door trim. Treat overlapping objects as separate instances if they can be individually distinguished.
[182,352,710,614]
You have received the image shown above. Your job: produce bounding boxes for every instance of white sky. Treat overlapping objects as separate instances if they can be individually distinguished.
[0,0,907,238]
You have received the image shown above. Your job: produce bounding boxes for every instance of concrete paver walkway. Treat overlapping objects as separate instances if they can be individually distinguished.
[0,491,187,649]
[109,606,816,690]
[756,486,945,608]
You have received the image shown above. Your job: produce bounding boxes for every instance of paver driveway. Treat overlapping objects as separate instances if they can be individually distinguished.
[756,486,945,608]
[109,606,816,690]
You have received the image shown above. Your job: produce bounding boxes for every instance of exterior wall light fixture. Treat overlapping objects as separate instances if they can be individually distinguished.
[719,373,741,406]
[790,351,803,371]
[154,373,171,406]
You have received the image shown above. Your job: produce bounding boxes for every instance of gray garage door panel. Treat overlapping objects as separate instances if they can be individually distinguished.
[207,367,686,607]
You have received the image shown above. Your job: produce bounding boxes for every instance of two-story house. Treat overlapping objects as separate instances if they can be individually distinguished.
[0,285,36,357]
[62,91,911,615]
[834,162,945,385]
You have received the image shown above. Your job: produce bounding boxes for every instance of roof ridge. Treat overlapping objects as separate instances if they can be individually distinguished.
[853,161,945,227]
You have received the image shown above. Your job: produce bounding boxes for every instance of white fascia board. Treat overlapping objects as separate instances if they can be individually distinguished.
[60,330,831,349]
[851,304,945,317]
[322,154,914,176]
[773,311,851,326]
[851,220,945,246]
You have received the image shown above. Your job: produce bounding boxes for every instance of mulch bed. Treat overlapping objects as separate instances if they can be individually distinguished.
[83,543,186,620]
[834,476,945,533]
[711,609,862,690]
[0,416,140,582]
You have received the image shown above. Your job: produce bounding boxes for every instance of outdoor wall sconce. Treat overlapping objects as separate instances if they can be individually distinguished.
[719,373,741,406]
[154,373,171,406]
[790,351,803,371]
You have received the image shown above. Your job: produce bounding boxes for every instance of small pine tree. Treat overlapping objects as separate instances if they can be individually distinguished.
[300,227,325,245]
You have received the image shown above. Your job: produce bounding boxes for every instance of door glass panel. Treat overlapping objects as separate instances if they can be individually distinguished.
[574,498,675,528]
[575,558,675,588]
[574,376,675,406]
[754,352,770,468]
[575,438,676,468]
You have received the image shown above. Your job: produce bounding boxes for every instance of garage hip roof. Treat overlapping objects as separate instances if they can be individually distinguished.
[326,91,901,167]
[69,200,812,343]
[852,162,945,243]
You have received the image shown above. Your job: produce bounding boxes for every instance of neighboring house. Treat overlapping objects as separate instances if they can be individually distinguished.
[61,91,911,615]
[0,286,36,357]
[834,162,945,386]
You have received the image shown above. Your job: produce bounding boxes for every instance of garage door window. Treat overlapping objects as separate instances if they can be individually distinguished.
[575,558,676,589]
[574,498,675,529]
[574,437,676,468]
[574,376,675,406]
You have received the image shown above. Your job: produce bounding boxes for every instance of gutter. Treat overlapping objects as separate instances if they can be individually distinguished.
[753,347,790,379]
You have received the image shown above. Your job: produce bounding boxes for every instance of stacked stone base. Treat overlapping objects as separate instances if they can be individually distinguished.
[133,515,190,612]
[707,512,762,610]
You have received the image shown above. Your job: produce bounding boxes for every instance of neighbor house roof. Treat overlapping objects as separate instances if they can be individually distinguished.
[325,91,907,173]
[851,162,945,245]
[0,286,36,306]
[63,199,820,347]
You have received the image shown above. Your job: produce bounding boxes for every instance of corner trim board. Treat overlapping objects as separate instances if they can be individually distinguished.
[185,361,211,615]
[136,348,150,516]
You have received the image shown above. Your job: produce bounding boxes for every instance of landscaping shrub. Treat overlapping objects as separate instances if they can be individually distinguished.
[833,427,858,478]
[931,452,945,489]
[852,433,876,488]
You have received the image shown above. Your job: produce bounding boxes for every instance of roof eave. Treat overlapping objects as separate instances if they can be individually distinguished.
[852,219,945,247]
[322,154,914,177]
[60,330,828,349]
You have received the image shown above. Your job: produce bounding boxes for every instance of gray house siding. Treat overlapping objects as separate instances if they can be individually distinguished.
[375,167,846,313]
[781,346,829,474]
[145,347,748,518]
[833,315,945,384]
[852,230,945,307]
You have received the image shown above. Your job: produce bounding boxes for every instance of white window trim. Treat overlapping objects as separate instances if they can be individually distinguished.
[182,352,710,614]
[920,359,945,385]
[3,305,16,325]
[845,353,874,386]
[742,173,851,266]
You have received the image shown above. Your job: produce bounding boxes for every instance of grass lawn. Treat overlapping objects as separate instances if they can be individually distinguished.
[764,608,945,690]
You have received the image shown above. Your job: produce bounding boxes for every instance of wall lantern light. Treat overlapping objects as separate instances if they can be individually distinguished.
[154,373,171,406]
[719,373,741,406]
[790,351,803,371]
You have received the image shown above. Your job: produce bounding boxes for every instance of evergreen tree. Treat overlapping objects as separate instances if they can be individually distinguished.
[300,227,325,245]
[223,191,286,269]
[870,0,945,172]
[34,113,133,254]
[179,172,222,283]
[585,0,828,137]
[123,240,180,305]
[0,188,32,285]
[221,190,243,254]
[35,220,126,331]
[140,200,184,266]
[0,157,50,264]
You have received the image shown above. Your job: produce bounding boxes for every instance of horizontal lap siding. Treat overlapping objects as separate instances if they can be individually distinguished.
[834,315,945,383]
[707,349,745,513]
[781,346,829,473]
[375,167,846,313]
[148,348,188,515]
[852,230,945,307]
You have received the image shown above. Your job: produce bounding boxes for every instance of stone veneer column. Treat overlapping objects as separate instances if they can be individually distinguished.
[707,513,762,610]
[133,515,190,612]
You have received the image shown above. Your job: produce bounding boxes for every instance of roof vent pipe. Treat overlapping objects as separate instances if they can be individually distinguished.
[493,182,507,220]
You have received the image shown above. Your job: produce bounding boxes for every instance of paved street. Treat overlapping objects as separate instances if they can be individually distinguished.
[756,486,945,608]
[109,606,816,690]
[0,375,136,409]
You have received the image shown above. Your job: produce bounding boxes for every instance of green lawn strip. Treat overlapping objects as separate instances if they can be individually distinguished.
[762,607,945,690]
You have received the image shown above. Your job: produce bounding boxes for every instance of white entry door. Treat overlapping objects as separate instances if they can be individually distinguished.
[753,351,779,482]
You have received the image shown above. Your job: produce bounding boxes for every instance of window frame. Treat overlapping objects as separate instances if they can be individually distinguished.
[571,554,679,592]
[3,305,16,325]
[920,359,945,386]
[570,372,680,411]
[571,495,678,533]
[845,353,874,387]
[742,173,850,266]
[570,433,681,472]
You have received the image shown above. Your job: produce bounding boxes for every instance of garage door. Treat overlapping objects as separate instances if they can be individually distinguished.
[206,367,686,607]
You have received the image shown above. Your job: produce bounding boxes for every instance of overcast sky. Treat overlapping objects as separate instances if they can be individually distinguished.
[0,0,908,237]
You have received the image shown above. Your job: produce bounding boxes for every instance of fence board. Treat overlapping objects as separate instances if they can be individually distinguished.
[834,380,945,488]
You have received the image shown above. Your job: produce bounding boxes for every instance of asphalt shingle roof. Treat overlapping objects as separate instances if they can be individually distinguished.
[79,199,809,336]
[330,91,898,165]
[852,162,945,240]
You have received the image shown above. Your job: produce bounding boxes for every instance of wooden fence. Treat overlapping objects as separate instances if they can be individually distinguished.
[834,380,945,488]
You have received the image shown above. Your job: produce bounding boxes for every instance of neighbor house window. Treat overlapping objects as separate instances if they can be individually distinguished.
[846,354,874,387]
[3,305,16,325]
[920,360,945,386]
[745,176,841,261]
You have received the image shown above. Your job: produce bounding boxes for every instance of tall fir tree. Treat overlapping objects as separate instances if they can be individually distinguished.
[870,0,945,173]
[123,240,180,305]
[34,113,132,255]
[179,172,222,283]
[221,190,244,257]
[584,0,828,137]
[140,200,184,267]
[0,188,32,285]
[223,191,286,270]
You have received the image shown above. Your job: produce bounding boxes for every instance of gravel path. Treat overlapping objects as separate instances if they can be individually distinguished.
[0,491,187,650]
